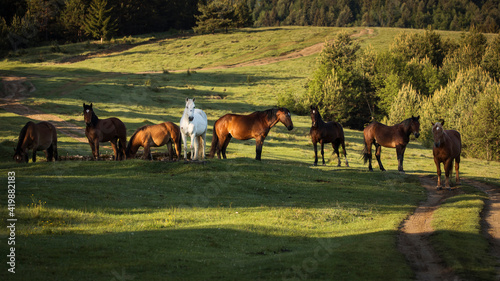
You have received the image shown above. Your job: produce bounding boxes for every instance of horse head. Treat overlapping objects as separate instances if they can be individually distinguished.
[184,98,196,122]
[432,121,445,147]
[83,103,95,125]
[13,148,27,163]
[410,115,420,138]
[278,108,294,131]
[310,105,320,127]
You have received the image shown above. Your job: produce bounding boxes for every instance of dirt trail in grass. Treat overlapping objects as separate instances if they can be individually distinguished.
[175,28,375,72]
[398,176,461,281]
[465,179,500,279]
[399,176,500,280]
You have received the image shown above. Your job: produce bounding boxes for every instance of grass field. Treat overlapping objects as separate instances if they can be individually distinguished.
[1,26,499,280]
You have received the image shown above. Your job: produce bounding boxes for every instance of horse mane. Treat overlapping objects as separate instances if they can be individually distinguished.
[126,125,148,152]
[89,111,99,126]
[15,121,34,153]
[261,108,276,120]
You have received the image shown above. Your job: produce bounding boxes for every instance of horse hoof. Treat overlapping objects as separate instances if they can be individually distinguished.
[436,186,442,190]
[313,163,317,166]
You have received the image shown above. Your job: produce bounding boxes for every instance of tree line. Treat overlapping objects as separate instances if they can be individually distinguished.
[2,0,500,52]
[278,28,500,161]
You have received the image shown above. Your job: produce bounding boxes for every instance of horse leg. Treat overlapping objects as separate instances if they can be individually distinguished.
[52,142,58,161]
[333,143,341,167]
[396,145,406,173]
[167,141,173,161]
[375,143,385,171]
[119,137,126,160]
[313,142,318,166]
[46,146,53,161]
[94,140,100,160]
[201,132,206,161]
[32,149,37,163]
[110,139,119,161]
[191,133,198,161]
[444,159,454,190]
[455,155,461,186]
[435,159,442,190]
[221,134,232,159]
[255,136,264,161]
[364,138,373,171]
[342,141,349,167]
[143,145,152,160]
[182,133,188,160]
[320,141,326,166]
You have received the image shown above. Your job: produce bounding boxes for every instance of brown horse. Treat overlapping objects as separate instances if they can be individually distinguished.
[310,105,349,167]
[363,116,420,172]
[13,121,58,163]
[209,108,294,160]
[83,103,127,160]
[126,122,182,160]
[432,121,461,190]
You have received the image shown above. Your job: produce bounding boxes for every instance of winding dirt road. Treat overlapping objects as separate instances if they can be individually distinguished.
[398,176,500,280]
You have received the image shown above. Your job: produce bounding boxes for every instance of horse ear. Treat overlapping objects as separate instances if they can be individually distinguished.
[192,98,195,102]
[439,119,445,126]
[90,103,93,108]
[83,103,86,107]
[186,97,189,102]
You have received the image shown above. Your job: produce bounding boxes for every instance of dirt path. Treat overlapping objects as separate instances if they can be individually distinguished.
[144,28,374,73]
[398,176,461,281]
[399,176,500,280]
[465,179,500,279]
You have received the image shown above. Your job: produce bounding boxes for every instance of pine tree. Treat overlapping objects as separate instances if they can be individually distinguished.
[84,0,117,43]
[61,0,86,42]
[193,0,234,34]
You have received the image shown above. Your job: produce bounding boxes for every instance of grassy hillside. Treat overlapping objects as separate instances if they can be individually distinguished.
[1,26,499,280]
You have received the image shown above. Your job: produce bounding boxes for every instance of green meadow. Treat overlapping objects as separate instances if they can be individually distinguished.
[1,27,499,280]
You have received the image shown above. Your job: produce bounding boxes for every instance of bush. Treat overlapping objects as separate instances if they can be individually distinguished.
[419,67,500,160]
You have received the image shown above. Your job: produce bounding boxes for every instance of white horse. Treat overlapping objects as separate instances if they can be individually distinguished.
[180,98,208,161]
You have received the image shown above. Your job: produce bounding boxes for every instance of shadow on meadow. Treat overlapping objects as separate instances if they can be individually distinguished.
[3,228,413,281]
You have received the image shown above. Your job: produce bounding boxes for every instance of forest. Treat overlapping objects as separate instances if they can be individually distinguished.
[2,0,500,51]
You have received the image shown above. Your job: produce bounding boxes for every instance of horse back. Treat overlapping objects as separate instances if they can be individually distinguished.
[364,121,405,148]
[312,121,344,143]
[98,117,127,141]
[33,122,57,150]
[217,113,266,140]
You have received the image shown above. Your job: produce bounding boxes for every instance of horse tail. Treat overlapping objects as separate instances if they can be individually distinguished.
[16,121,34,152]
[209,122,219,159]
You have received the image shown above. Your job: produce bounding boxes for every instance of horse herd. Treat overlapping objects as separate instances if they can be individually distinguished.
[12,99,462,190]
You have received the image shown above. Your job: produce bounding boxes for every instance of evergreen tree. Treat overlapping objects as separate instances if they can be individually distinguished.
[60,0,86,42]
[84,0,117,43]
[234,0,254,28]
[193,0,234,34]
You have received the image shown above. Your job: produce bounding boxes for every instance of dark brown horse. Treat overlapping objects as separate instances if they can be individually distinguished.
[310,105,349,167]
[13,121,58,163]
[126,122,182,160]
[432,121,461,190]
[209,108,294,160]
[363,116,420,172]
[83,103,127,160]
